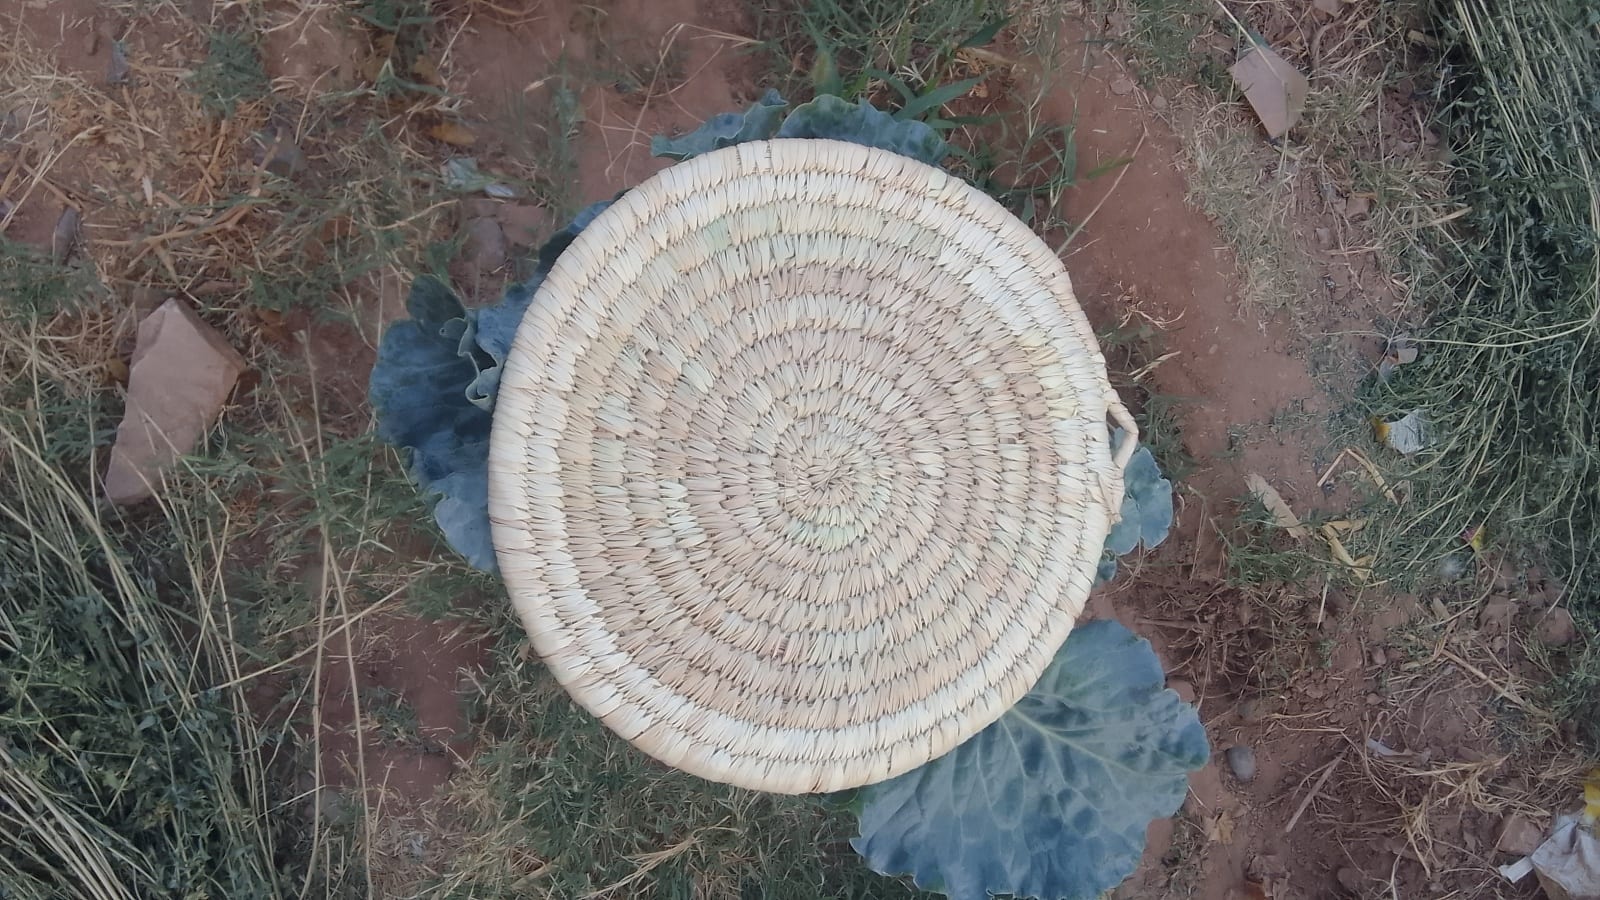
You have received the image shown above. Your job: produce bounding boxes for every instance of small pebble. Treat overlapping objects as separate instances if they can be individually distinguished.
[1370,646,1387,666]
[1335,867,1362,892]
[1534,607,1576,646]
[0,109,18,145]
[262,136,306,178]
[1496,813,1545,855]
[107,40,131,85]
[1366,692,1383,706]
[1225,745,1257,783]
[51,208,81,264]
[1236,698,1268,723]
[463,216,508,273]
[1167,678,1196,704]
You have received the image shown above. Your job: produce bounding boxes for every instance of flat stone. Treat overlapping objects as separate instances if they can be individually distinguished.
[496,202,555,248]
[1237,697,1271,723]
[1533,607,1576,646]
[463,216,508,273]
[1496,813,1544,856]
[1167,678,1197,704]
[1225,745,1257,783]
[104,300,246,504]
[1229,44,1308,138]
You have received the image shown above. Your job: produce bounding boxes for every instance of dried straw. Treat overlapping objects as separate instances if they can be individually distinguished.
[488,139,1136,793]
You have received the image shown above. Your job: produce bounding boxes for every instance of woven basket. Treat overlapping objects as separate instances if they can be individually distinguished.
[488,139,1137,794]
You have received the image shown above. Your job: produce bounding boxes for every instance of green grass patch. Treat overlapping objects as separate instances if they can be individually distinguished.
[1360,0,1600,743]
[0,394,297,898]
[428,617,920,899]
[749,0,1001,92]
[0,239,102,322]
[190,28,268,117]
[744,0,1084,235]
[1113,0,1211,79]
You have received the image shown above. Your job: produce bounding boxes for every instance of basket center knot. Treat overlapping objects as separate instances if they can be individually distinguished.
[800,453,851,490]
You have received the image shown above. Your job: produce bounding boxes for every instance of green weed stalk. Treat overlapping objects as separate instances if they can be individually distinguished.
[1369,0,1600,738]
[0,412,291,899]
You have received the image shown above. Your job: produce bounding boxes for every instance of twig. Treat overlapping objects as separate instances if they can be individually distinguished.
[1210,0,1256,45]
[0,159,21,198]
[17,163,78,207]
[199,117,232,198]
[1285,749,1346,834]
[0,127,96,233]
[1425,207,1472,228]
[98,192,265,249]
[1056,126,1148,252]
[1136,617,1207,631]
[1316,448,1351,487]
[303,340,376,900]
[206,584,403,690]
[1437,647,1541,714]
[298,540,332,900]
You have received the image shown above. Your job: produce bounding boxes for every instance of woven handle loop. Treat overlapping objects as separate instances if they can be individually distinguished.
[1107,391,1139,471]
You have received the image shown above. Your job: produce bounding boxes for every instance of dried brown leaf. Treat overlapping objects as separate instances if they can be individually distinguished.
[412,54,442,86]
[1245,473,1311,542]
[1207,809,1236,844]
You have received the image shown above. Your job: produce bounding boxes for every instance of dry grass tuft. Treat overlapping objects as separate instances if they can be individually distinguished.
[1177,102,1310,313]
[0,1,494,893]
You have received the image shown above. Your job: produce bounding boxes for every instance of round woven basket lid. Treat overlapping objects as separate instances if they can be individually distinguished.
[488,138,1137,794]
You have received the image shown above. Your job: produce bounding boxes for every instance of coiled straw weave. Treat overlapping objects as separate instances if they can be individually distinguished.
[488,139,1137,794]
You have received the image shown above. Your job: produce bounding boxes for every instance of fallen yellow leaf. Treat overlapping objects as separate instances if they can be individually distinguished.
[412,54,442,86]
[1584,768,1600,826]
[361,34,397,84]
[1206,809,1235,845]
[428,121,477,147]
[1245,473,1311,542]
[1347,448,1400,504]
[1466,524,1487,552]
[1320,528,1372,581]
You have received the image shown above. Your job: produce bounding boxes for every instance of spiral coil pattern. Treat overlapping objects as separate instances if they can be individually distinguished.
[488,139,1136,793]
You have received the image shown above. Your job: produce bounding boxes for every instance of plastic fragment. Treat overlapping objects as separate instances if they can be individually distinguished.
[1374,410,1429,454]
[1378,334,1419,380]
